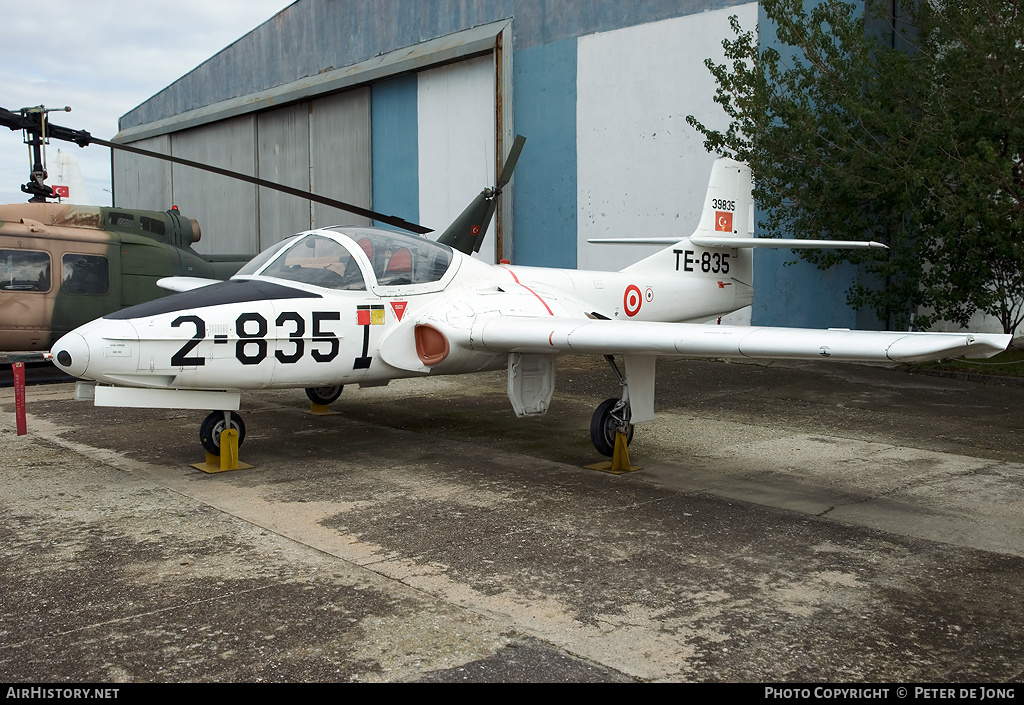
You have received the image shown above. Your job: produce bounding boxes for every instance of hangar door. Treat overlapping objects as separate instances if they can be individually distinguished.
[113,88,372,256]
[417,55,498,262]
[257,89,371,250]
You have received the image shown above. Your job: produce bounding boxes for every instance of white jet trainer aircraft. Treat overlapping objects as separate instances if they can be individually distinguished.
[50,158,1010,458]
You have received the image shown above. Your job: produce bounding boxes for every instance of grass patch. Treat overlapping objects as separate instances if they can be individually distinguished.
[909,344,1024,378]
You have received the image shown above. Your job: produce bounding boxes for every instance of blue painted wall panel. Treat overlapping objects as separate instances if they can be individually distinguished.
[371,75,420,227]
[752,254,861,328]
[509,39,577,270]
[512,38,577,268]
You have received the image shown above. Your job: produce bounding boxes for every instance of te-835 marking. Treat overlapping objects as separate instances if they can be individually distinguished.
[672,249,731,274]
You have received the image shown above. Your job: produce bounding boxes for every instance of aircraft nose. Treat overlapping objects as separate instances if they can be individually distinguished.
[51,332,90,378]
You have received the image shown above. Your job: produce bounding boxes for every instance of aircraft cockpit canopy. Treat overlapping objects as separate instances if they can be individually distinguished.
[255,233,368,290]
[326,227,453,287]
[236,228,454,291]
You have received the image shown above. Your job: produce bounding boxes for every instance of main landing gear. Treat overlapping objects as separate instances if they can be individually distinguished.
[305,385,343,406]
[589,355,635,457]
[590,397,634,456]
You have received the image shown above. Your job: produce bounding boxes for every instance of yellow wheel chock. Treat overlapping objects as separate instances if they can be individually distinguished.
[192,428,253,473]
[585,431,642,474]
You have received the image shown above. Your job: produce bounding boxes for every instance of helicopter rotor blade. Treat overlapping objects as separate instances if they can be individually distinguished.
[91,136,432,235]
[1,106,432,235]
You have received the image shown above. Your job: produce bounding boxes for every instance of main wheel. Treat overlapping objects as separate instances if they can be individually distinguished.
[199,411,246,456]
[589,398,634,456]
[305,385,343,405]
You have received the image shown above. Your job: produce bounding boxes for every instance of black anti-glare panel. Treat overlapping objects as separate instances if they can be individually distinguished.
[104,280,322,320]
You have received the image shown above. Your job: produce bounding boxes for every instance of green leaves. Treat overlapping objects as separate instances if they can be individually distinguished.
[688,0,1024,334]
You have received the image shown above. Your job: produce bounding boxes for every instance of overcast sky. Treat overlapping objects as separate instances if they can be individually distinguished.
[0,0,293,206]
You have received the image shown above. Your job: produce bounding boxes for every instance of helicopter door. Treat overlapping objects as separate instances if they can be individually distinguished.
[0,248,52,350]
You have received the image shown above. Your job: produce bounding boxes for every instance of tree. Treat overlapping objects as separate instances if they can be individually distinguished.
[687,0,1024,334]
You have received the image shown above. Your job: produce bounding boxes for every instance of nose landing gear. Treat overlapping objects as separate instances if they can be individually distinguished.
[199,410,246,455]
[195,410,251,472]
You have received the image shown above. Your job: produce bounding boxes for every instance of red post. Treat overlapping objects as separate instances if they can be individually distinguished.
[12,362,26,435]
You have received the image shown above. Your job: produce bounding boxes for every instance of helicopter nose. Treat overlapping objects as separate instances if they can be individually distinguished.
[51,332,90,378]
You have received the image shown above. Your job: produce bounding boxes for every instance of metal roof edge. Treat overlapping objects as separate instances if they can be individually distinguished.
[113,19,511,144]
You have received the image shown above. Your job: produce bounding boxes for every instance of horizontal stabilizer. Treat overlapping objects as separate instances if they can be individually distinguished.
[589,236,887,249]
[690,236,887,250]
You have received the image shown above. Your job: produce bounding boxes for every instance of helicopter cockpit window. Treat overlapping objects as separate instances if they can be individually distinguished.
[62,254,109,295]
[326,228,453,287]
[140,217,165,236]
[259,234,366,291]
[1,250,51,293]
[108,212,134,228]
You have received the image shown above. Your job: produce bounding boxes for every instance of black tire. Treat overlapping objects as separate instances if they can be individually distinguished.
[589,398,634,456]
[305,385,343,405]
[200,411,246,456]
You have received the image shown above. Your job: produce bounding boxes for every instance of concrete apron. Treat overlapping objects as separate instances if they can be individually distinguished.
[1,356,1022,682]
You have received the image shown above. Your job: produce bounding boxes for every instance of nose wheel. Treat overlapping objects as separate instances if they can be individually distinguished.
[199,410,246,456]
[590,397,634,456]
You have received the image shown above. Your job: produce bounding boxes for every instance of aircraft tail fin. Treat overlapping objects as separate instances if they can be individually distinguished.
[585,157,754,252]
[692,157,754,241]
[50,149,93,205]
[619,158,754,278]
[436,135,525,256]
[596,157,884,262]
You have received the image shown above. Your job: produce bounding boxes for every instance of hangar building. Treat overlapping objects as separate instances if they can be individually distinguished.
[112,0,936,331]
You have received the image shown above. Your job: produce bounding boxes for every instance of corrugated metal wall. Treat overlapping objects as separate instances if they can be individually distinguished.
[112,88,375,255]
[111,0,989,331]
[112,135,171,213]
[170,117,259,255]
[309,89,372,232]
[371,75,420,229]
[256,103,311,250]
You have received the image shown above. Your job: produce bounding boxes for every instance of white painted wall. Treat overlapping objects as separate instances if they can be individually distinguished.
[417,54,497,262]
[576,3,759,274]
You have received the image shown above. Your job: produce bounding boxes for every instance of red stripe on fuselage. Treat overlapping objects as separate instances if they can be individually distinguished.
[502,267,554,316]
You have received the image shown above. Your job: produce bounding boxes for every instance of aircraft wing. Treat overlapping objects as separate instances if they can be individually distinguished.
[157,276,224,292]
[471,317,1010,362]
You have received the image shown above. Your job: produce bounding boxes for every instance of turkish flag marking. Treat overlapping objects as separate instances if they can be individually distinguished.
[53,185,70,198]
[715,211,733,232]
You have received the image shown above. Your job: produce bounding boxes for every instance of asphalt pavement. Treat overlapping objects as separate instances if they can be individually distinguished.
[1,356,1022,682]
